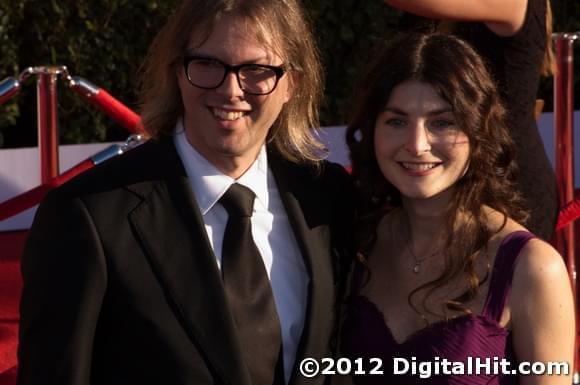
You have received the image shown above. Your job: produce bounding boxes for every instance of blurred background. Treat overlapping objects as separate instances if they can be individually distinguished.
[0,0,578,149]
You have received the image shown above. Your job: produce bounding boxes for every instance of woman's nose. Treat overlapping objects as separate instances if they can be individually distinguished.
[404,122,432,155]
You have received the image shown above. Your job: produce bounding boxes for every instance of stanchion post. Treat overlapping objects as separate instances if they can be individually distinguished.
[553,32,579,383]
[36,67,60,184]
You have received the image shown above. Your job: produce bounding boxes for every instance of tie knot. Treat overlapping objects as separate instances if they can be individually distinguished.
[220,183,256,217]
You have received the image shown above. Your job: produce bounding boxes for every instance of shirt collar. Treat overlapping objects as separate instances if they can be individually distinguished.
[173,119,269,215]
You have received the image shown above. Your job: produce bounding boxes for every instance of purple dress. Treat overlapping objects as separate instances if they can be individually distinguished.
[341,231,535,384]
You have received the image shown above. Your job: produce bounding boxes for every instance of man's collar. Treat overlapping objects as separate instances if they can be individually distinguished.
[173,119,269,215]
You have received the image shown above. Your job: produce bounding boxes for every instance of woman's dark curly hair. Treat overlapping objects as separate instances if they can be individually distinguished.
[346,32,529,317]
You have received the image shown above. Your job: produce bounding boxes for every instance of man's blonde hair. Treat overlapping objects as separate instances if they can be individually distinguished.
[139,0,326,165]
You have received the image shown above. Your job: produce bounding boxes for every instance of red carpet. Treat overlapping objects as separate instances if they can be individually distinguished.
[0,231,27,385]
[0,215,579,385]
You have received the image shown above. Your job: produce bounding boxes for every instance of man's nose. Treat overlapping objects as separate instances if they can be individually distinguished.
[215,71,244,98]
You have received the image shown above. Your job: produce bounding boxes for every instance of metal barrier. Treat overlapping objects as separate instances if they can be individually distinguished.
[553,32,579,384]
[0,66,145,220]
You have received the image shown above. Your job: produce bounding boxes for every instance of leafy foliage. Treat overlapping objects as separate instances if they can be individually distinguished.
[303,0,403,125]
[0,0,179,147]
[0,0,577,147]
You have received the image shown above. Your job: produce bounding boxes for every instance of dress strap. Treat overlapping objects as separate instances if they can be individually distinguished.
[481,231,536,322]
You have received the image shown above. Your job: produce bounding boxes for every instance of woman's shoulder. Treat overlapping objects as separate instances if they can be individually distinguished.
[484,210,564,279]
[513,235,567,291]
[490,216,570,309]
[488,214,572,332]
[489,213,561,270]
[503,222,575,373]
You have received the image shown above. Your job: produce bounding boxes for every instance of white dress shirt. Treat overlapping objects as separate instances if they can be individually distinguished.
[174,121,308,383]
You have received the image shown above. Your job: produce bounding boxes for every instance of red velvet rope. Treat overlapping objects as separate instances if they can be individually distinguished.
[0,81,144,221]
[0,159,94,221]
[556,197,580,231]
[91,89,143,134]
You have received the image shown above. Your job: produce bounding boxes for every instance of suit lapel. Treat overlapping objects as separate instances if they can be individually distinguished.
[127,139,251,385]
[269,154,336,384]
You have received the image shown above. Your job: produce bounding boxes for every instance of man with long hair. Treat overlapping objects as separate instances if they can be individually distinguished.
[17,1,353,384]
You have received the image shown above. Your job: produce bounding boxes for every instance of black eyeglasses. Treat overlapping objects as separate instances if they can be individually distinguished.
[183,55,287,95]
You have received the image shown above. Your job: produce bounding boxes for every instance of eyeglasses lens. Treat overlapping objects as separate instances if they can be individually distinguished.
[186,59,279,95]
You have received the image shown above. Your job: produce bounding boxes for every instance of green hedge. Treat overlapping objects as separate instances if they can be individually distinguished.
[0,1,578,148]
[0,0,180,147]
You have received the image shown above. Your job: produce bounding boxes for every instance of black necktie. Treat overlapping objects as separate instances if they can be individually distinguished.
[219,183,283,385]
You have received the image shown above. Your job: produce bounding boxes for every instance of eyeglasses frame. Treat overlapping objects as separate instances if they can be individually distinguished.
[182,55,287,96]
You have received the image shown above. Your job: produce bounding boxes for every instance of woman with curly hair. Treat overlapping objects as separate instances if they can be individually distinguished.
[384,0,558,241]
[339,33,573,385]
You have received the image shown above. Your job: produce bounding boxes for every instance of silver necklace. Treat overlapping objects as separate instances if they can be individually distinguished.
[406,237,440,273]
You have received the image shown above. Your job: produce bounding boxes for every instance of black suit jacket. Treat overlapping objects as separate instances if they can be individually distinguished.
[17,137,353,385]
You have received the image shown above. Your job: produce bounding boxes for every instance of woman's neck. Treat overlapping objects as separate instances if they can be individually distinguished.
[401,195,449,243]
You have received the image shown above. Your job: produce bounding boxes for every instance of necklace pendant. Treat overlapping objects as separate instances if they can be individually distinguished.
[413,263,420,273]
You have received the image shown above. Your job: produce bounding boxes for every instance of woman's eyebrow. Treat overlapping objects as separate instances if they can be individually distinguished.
[382,106,452,116]
[427,107,453,116]
[382,106,408,115]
